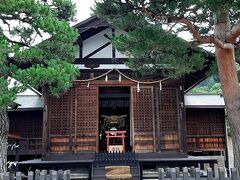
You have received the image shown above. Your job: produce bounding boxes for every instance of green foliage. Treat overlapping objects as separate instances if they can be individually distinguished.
[112,26,206,78]
[0,77,26,108]
[94,0,240,78]
[15,60,79,96]
[191,64,240,94]
[190,81,222,94]
[0,0,79,108]
[93,0,218,78]
[190,75,222,94]
[94,0,234,36]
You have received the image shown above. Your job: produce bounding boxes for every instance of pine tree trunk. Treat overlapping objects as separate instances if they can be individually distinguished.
[0,108,9,180]
[214,10,240,171]
[215,46,240,170]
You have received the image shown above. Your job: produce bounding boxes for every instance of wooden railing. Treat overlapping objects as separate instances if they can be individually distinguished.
[8,138,42,155]
[3,170,71,180]
[143,167,239,180]
[94,151,137,167]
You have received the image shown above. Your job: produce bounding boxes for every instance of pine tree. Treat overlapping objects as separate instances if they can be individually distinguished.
[94,0,240,170]
[0,0,79,176]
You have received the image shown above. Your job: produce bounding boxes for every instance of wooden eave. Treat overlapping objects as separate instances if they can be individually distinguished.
[74,58,126,64]
[73,16,108,31]
[74,15,110,41]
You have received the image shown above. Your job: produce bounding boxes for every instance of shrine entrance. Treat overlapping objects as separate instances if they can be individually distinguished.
[99,87,131,152]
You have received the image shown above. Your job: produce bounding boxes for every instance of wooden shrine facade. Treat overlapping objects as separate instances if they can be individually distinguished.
[42,16,226,158]
[44,78,186,155]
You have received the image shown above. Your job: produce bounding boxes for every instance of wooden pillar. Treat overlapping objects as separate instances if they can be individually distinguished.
[42,87,48,157]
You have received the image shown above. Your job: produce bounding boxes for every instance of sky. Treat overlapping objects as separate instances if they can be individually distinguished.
[73,0,96,24]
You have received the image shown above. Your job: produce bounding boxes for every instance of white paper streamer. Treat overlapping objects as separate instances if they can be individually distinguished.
[87,81,90,88]
[159,81,162,91]
[105,75,108,82]
[119,74,121,82]
[137,82,140,92]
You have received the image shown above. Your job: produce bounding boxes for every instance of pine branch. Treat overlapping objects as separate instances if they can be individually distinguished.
[138,6,234,49]
[0,30,30,47]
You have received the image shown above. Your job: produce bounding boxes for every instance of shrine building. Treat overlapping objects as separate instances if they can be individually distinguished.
[8,16,228,177]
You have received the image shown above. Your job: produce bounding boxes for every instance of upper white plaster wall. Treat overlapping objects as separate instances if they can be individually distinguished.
[82,28,112,58]
[81,28,128,59]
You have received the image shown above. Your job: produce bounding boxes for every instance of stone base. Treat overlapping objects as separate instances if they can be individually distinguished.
[105,166,132,180]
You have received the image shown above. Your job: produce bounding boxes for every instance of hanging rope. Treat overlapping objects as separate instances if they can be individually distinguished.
[75,69,114,82]
[115,69,169,84]
[75,68,170,84]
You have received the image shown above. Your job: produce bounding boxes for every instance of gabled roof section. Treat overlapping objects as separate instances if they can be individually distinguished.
[8,78,43,110]
[11,95,44,111]
[74,16,110,41]
[73,15,109,33]
[184,94,225,108]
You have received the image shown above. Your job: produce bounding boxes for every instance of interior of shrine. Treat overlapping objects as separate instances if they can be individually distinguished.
[98,87,132,152]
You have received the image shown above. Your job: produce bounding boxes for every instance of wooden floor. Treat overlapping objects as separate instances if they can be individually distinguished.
[41,152,187,162]
[18,152,217,166]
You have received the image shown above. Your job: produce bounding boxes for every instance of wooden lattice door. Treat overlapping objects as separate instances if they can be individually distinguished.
[48,90,74,153]
[154,87,182,152]
[131,86,155,152]
[74,86,98,152]
[48,85,99,154]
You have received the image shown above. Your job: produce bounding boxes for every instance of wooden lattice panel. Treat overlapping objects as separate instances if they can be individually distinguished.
[132,87,154,132]
[132,87,155,152]
[186,109,225,136]
[186,108,225,151]
[210,110,225,135]
[76,87,98,133]
[9,110,43,138]
[154,87,181,152]
[159,88,179,132]
[75,86,98,152]
[49,91,72,135]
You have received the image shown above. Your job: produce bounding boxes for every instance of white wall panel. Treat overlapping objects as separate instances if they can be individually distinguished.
[82,28,112,58]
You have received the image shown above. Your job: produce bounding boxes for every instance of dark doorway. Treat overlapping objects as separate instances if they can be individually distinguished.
[99,87,131,152]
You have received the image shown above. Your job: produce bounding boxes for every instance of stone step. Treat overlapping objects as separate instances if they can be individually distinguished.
[92,165,140,180]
